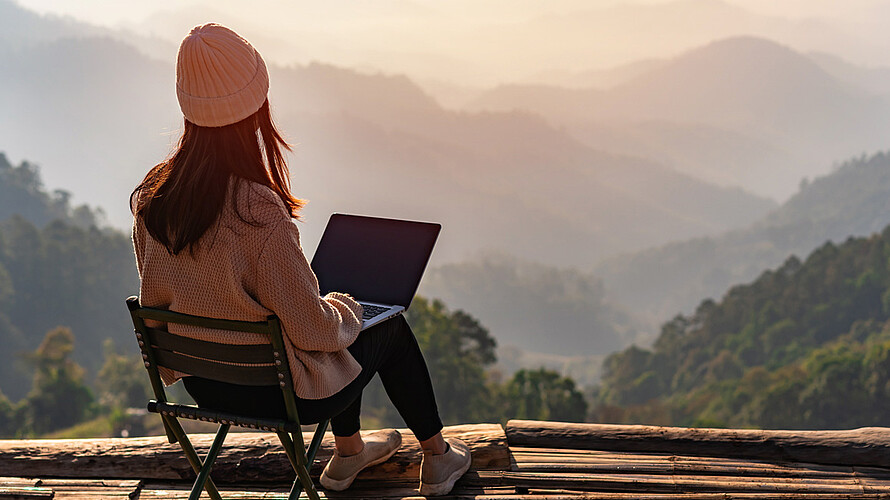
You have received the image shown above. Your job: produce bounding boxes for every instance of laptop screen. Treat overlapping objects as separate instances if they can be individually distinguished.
[310,214,441,308]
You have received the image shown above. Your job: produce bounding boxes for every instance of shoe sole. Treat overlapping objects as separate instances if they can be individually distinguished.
[320,437,402,492]
[418,454,472,496]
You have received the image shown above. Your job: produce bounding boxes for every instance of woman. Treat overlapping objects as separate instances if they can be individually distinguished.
[131,23,471,495]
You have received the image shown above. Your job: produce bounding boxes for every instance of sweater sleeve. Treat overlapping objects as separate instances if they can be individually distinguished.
[255,218,364,352]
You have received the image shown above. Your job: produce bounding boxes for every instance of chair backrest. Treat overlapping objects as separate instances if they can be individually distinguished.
[125,296,300,422]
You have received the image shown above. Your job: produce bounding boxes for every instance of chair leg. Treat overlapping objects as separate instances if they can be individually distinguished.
[277,430,324,500]
[291,464,321,500]
[276,431,301,471]
[163,415,223,500]
[307,420,329,464]
[189,424,230,500]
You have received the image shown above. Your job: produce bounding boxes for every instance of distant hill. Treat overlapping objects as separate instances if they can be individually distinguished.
[594,224,890,429]
[0,0,104,49]
[0,0,175,60]
[597,151,890,332]
[469,37,890,200]
[0,1,774,267]
[809,52,890,98]
[419,253,644,358]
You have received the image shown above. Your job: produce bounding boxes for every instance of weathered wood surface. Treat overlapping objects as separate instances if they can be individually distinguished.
[0,478,141,499]
[0,424,508,483]
[510,447,890,478]
[506,420,890,468]
[468,469,890,494]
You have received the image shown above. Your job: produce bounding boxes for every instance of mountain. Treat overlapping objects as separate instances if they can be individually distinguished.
[0,0,175,61]
[0,1,774,267]
[0,0,105,50]
[469,37,890,200]
[597,151,890,327]
[594,225,890,429]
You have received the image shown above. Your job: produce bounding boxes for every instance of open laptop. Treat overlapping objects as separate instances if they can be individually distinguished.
[310,213,441,330]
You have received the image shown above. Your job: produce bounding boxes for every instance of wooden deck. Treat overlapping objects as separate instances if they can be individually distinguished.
[3,420,890,499]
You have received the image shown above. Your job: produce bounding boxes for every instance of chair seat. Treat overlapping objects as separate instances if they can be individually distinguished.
[148,401,302,434]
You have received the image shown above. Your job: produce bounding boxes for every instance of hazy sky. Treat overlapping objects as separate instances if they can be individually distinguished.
[13,0,889,25]
[12,0,890,86]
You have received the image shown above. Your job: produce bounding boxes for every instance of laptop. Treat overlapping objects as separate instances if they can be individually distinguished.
[310,213,441,330]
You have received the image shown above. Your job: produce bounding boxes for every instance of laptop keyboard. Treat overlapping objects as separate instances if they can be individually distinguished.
[361,304,390,320]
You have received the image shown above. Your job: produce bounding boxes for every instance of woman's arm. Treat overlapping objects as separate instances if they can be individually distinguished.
[255,218,363,352]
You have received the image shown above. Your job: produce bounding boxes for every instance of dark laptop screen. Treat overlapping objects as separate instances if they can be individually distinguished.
[310,214,441,308]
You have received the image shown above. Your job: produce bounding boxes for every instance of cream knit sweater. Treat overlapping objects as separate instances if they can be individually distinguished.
[133,180,364,400]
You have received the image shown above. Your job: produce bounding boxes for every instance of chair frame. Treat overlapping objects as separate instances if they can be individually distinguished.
[126,296,328,500]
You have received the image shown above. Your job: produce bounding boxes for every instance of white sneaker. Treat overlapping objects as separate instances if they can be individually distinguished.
[319,429,402,491]
[419,438,472,496]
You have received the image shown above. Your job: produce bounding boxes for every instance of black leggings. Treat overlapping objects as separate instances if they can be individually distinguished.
[183,315,444,441]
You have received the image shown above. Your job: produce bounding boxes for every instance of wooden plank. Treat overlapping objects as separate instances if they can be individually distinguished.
[510,462,883,479]
[473,495,890,499]
[467,470,890,494]
[510,450,890,479]
[506,420,890,468]
[0,488,54,499]
[0,423,508,483]
[0,478,141,500]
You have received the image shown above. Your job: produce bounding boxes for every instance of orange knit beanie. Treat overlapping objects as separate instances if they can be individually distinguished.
[175,23,269,127]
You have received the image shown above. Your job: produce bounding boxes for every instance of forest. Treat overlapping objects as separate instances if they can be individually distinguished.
[0,153,586,438]
[594,225,890,429]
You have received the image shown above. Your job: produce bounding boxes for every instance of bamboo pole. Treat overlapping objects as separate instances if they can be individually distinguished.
[506,420,890,468]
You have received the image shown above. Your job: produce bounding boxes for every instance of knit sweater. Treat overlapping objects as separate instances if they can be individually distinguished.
[132,180,364,400]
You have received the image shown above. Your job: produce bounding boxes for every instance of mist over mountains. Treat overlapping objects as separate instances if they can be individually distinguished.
[469,36,890,201]
[0,0,776,268]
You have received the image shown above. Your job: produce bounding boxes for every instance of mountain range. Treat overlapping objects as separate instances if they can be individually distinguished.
[468,36,890,200]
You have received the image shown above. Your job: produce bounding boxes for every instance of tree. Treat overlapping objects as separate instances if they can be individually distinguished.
[20,327,95,435]
[0,389,18,437]
[503,368,587,422]
[407,297,498,424]
[95,339,151,410]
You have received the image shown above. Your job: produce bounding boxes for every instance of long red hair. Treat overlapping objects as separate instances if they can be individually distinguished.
[131,100,304,255]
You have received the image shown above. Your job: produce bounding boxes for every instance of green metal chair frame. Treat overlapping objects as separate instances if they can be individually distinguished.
[126,296,329,500]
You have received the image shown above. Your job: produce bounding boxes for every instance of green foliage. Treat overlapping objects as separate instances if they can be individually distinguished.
[0,154,136,402]
[95,339,151,410]
[502,368,587,422]
[595,226,890,429]
[0,389,18,436]
[20,327,95,435]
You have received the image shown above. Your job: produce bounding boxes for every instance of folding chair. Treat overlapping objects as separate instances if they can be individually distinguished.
[126,296,328,500]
